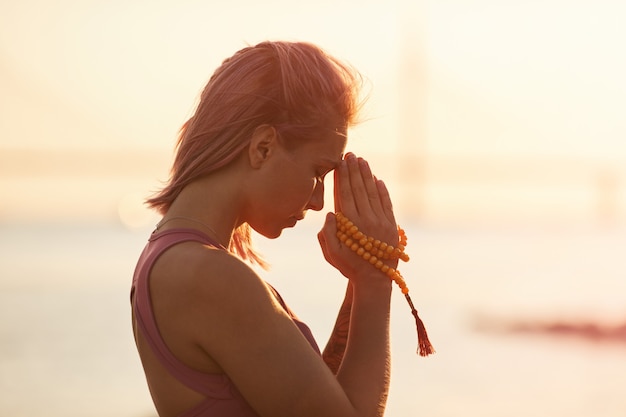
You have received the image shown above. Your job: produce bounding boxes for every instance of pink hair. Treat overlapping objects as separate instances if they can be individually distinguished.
[147,41,363,266]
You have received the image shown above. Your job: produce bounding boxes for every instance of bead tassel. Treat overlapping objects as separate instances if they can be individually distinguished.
[335,212,435,357]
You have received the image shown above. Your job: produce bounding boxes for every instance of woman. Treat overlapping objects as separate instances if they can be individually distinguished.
[131,41,401,417]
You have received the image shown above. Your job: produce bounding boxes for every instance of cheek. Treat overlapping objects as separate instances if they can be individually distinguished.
[285,176,317,207]
[267,174,314,202]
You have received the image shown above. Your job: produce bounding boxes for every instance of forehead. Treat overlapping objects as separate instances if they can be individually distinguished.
[296,131,347,165]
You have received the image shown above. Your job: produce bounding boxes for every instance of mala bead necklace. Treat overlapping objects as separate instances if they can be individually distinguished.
[335,212,435,357]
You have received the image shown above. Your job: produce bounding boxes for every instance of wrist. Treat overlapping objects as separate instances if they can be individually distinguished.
[350,270,393,293]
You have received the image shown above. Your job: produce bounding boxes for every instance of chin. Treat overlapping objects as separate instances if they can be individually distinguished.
[250,217,298,239]
[250,225,283,240]
[265,230,283,239]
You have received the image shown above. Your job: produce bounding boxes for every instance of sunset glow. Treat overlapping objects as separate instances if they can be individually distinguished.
[2,0,625,226]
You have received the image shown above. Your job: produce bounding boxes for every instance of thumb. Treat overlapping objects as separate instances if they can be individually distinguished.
[317,212,339,259]
[320,212,337,241]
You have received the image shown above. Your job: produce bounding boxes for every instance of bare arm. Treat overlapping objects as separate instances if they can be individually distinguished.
[322,282,353,374]
[316,152,397,415]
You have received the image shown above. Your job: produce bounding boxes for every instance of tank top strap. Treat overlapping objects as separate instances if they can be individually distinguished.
[132,228,234,398]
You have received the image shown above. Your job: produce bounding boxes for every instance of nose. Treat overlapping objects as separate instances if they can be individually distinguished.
[306,180,325,211]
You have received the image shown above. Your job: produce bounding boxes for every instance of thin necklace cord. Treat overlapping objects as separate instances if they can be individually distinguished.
[155,216,222,244]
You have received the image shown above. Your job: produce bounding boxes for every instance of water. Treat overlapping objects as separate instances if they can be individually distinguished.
[1,219,625,416]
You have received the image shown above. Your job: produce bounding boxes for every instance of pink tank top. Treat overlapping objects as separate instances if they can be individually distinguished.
[131,228,321,417]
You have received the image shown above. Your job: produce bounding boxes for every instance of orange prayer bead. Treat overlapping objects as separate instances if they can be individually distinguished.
[335,213,434,357]
[334,212,411,297]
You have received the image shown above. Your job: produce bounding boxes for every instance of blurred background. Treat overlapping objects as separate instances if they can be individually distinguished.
[1,0,625,416]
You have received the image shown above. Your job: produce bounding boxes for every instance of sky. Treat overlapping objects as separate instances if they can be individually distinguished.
[0,0,403,152]
[1,0,626,225]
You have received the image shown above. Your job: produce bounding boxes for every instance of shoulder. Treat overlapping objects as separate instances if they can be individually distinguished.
[150,239,284,337]
[149,239,280,360]
[152,239,269,306]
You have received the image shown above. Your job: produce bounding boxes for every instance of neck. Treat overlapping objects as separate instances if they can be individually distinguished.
[157,176,245,248]
[156,215,220,240]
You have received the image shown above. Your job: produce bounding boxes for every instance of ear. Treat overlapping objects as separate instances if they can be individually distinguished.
[248,125,278,169]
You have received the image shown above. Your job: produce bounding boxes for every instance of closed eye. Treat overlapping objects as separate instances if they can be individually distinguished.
[316,169,333,183]
[315,161,339,185]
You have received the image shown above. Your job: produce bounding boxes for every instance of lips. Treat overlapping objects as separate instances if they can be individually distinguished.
[287,214,305,227]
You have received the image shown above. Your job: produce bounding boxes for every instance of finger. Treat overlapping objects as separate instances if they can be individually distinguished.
[344,153,370,215]
[375,178,396,225]
[336,154,357,216]
[317,229,332,264]
[358,157,385,216]
[333,158,343,213]
[317,212,341,263]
